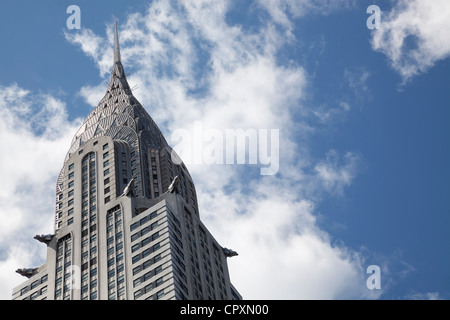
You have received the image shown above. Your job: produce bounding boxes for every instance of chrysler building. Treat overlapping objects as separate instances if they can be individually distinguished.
[12,20,241,301]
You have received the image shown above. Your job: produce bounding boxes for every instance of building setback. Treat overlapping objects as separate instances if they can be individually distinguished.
[12,20,241,301]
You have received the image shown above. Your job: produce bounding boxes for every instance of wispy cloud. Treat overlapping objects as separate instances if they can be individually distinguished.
[406,291,442,300]
[255,0,355,35]
[314,150,361,197]
[370,0,450,82]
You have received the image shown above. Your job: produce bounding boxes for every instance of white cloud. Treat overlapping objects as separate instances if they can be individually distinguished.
[371,0,450,82]
[199,181,376,299]
[407,291,441,300]
[255,0,355,35]
[78,83,106,108]
[0,84,82,299]
[314,150,361,196]
[64,28,111,77]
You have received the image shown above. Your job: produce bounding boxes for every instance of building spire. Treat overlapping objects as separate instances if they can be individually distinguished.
[114,17,121,63]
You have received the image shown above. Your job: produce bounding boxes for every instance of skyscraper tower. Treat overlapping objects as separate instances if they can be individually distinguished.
[12,20,241,301]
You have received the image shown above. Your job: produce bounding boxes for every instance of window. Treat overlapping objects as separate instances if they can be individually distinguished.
[103,160,109,167]
[130,222,139,231]
[140,238,151,250]
[156,290,165,300]
[108,258,115,267]
[103,151,109,159]
[107,236,114,245]
[131,233,139,242]
[117,252,123,262]
[104,177,110,185]
[41,286,47,295]
[142,248,151,259]
[105,196,110,204]
[132,255,141,264]
[134,289,143,299]
[68,163,74,171]
[68,172,74,179]
[68,189,74,197]
[132,243,139,252]
[104,168,110,176]
[103,143,109,150]
[31,280,39,290]
[133,278,142,288]
[81,273,89,282]
[155,265,163,275]
[68,181,74,188]
[68,218,74,226]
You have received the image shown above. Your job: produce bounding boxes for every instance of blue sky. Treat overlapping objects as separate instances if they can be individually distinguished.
[0,0,449,300]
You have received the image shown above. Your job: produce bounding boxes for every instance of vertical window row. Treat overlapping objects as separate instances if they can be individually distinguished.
[150,155,160,197]
[54,235,72,300]
[80,152,98,300]
[55,163,75,232]
[166,211,189,299]
[198,227,215,300]
[183,209,203,299]
[106,205,125,300]
[129,143,142,196]
[212,245,227,300]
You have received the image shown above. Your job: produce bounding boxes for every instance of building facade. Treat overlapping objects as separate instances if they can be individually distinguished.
[12,20,241,301]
